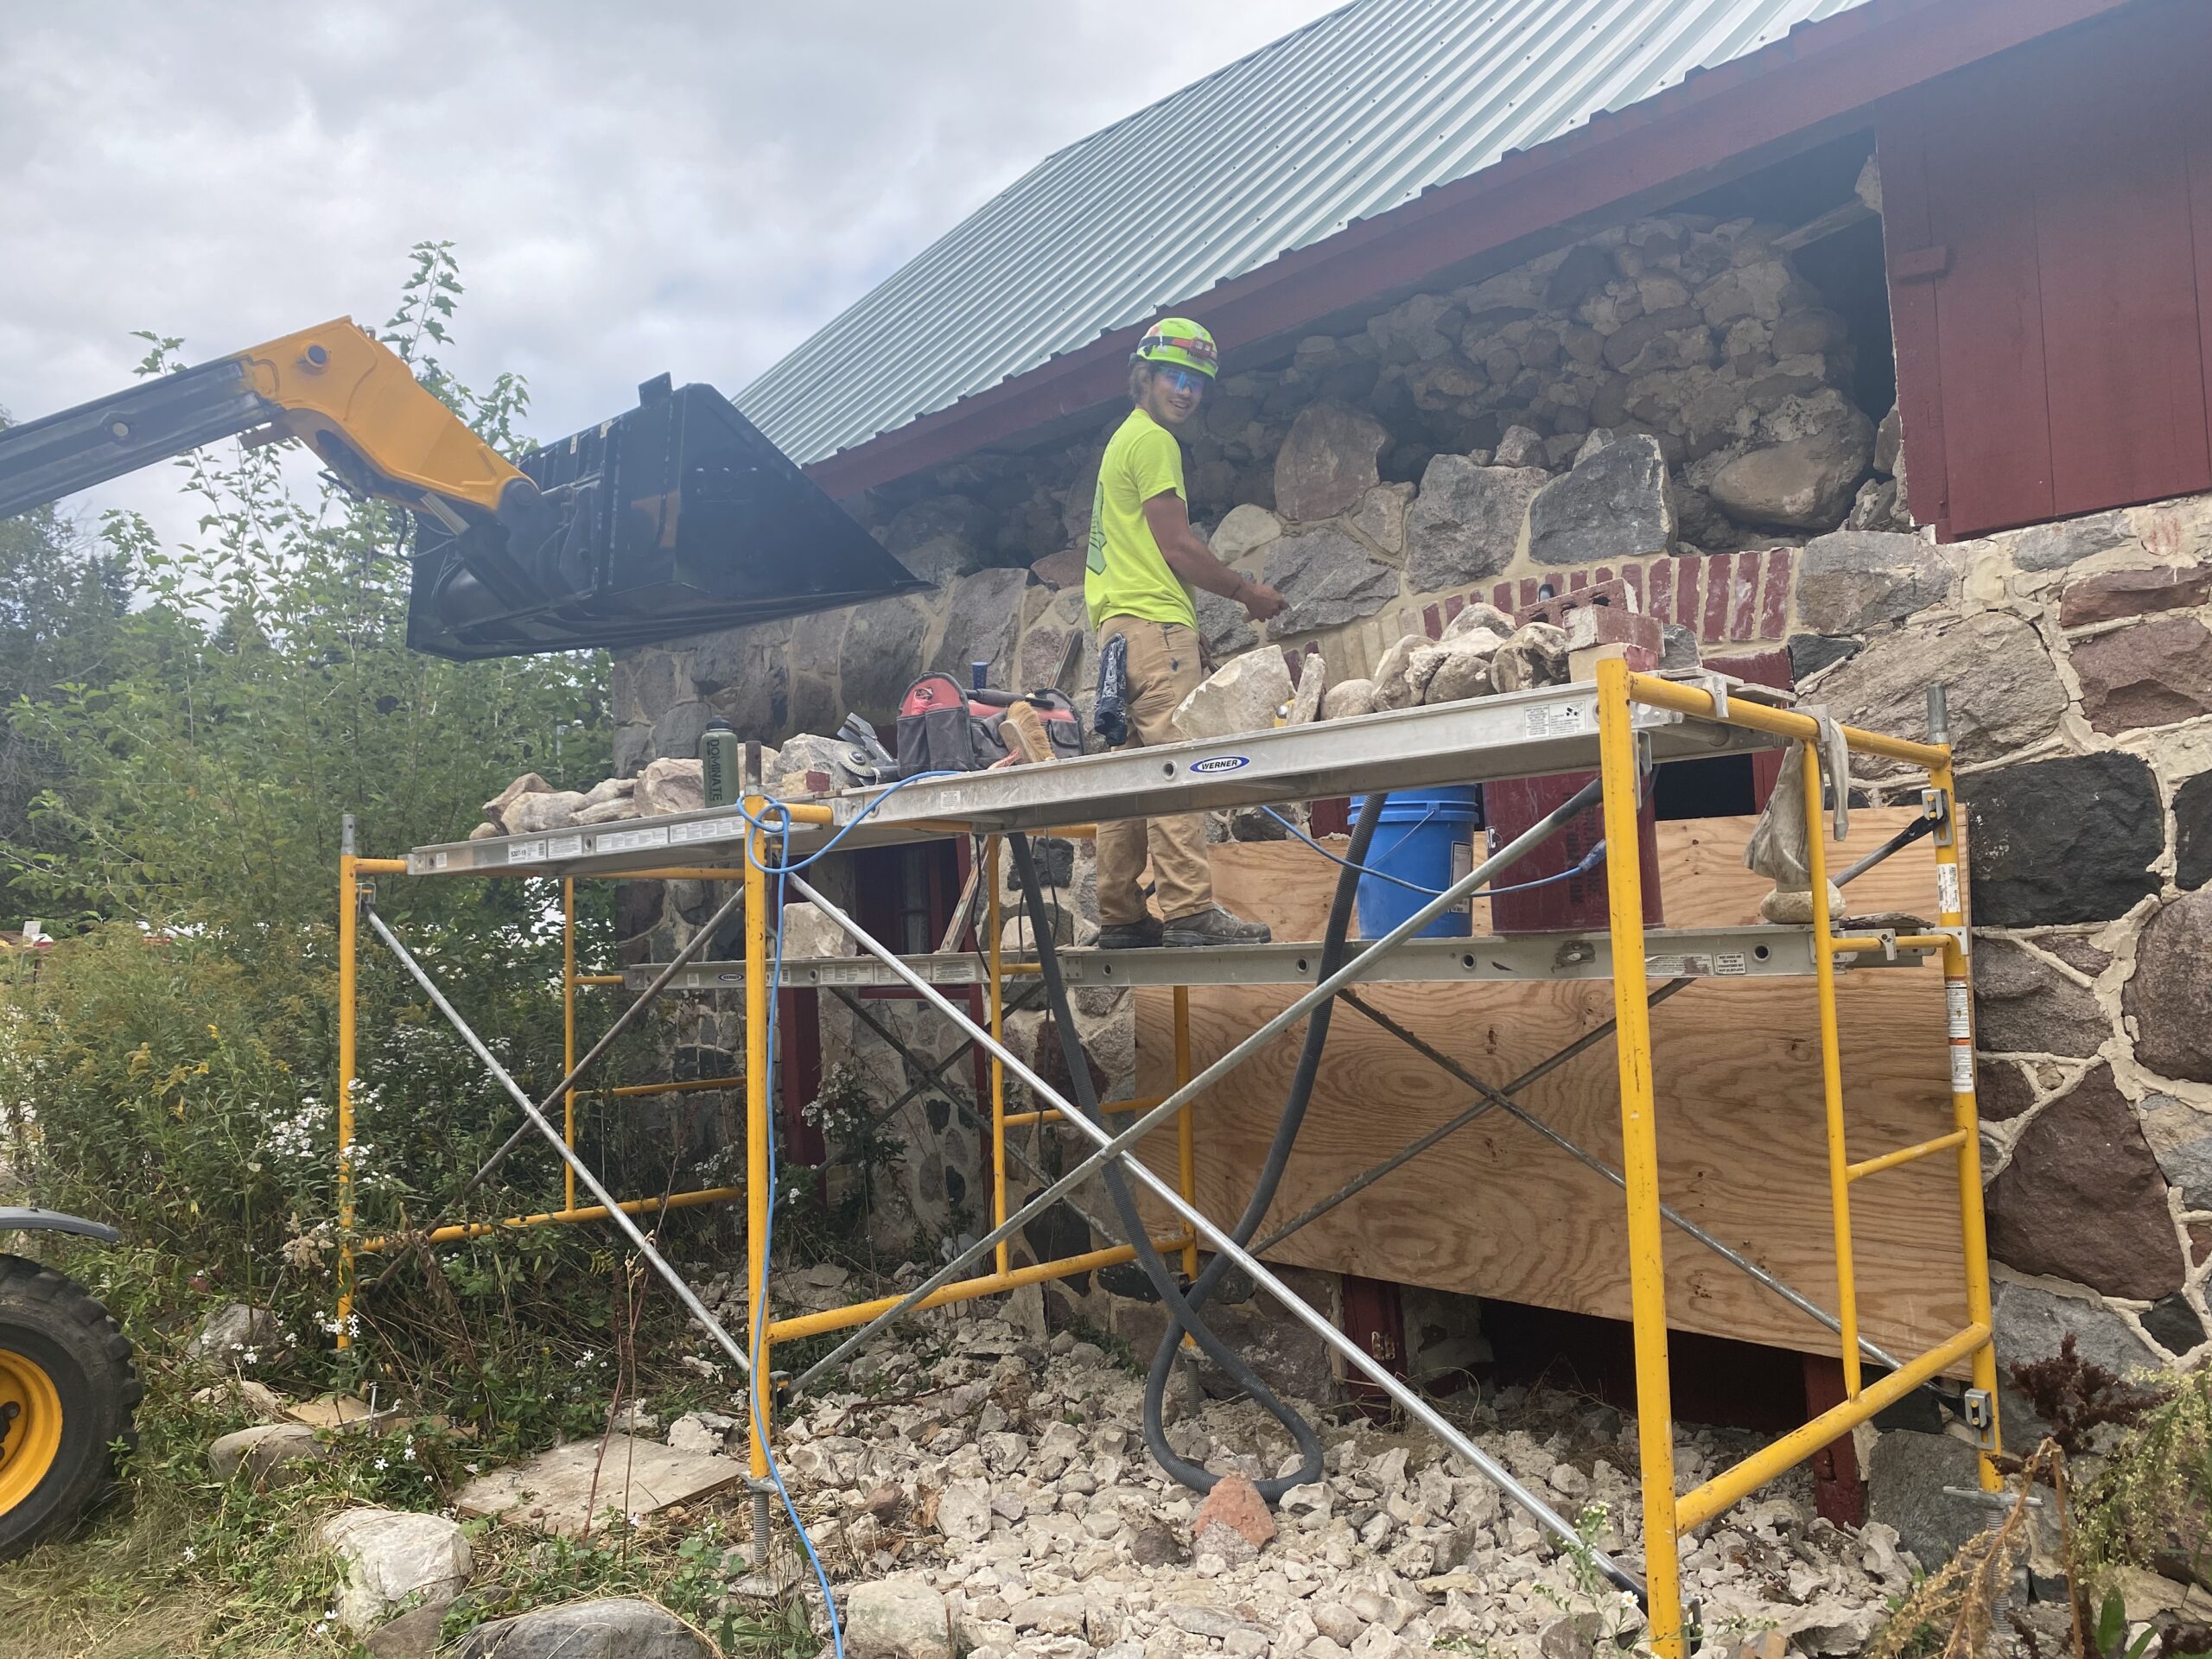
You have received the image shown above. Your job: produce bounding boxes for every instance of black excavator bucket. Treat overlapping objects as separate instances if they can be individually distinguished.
[405,375,925,660]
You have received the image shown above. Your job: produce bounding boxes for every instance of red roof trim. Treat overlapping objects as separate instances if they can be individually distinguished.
[805,0,2134,499]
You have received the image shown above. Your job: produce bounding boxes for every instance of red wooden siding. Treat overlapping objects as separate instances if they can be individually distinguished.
[1881,1,2212,538]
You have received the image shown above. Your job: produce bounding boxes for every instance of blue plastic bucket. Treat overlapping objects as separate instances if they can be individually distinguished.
[1349,786,1483,938]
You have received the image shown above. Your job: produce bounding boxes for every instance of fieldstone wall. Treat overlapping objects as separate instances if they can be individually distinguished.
[610,200,2212,1405]
[1786,492,2212,1435]
[611,207,1894,773]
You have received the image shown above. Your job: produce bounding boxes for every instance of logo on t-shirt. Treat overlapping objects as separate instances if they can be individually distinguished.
[1086,476,1108,574]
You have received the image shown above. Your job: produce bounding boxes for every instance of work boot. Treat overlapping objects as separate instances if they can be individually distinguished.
[1096,916,1165,950]
[1163,906,1272,948]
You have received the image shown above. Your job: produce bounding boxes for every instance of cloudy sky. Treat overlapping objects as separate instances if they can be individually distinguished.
[0,0,1337,551]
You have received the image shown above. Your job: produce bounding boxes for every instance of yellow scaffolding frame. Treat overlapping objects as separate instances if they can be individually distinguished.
[338,665,1999,1658]
[335,856,756,1343]
[1610,662,1999,1652]
[334,825,1203,1406]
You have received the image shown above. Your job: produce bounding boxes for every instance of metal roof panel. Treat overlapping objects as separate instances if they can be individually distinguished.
[739,0,1872,468]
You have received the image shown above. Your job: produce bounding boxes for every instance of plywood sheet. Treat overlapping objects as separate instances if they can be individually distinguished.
[1135,810,1974,1366]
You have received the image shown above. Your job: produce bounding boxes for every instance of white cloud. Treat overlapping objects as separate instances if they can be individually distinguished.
[0,0,1338,552]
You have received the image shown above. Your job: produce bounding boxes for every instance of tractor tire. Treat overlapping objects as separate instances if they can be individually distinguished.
[0,1254,139,1561]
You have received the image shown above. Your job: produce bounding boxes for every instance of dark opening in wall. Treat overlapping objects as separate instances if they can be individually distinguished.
[1655,753,1758,821]
[1674,129,1897,429]
[852,842,962,970]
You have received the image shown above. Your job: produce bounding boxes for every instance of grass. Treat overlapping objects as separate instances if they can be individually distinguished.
[0,1240,826,1659]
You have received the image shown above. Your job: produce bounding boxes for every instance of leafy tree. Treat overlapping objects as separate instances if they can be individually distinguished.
[0,467,133,924]
[3,243,641,1276]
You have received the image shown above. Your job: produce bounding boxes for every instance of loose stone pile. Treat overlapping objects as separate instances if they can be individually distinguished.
[676,1277,1927,1659]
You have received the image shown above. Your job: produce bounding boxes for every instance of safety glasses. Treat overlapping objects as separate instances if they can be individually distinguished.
[1160,368,1208,397]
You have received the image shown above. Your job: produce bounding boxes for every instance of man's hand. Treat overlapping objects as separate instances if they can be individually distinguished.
[1237,581,1287,623]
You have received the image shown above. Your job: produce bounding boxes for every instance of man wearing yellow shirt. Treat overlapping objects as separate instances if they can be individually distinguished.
[1087,317,1287,949]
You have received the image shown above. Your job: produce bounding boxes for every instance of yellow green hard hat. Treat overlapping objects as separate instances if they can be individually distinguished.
[1132,317,1219,378]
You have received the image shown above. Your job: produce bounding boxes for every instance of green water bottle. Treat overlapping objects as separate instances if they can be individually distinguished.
[700,717,740,807]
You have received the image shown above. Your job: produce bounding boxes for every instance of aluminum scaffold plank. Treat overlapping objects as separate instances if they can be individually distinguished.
[403,680,1785,880]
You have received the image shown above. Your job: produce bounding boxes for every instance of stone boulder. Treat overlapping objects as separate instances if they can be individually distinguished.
[1965,752,2161,926]
[1287,651,1326,724]
[1441,600,1516,645]
[2126,890,2212,1084]
[1661,620,1702,671]
[1194,588,1259,660]
[1173,649,1293,741]
[208,1422,333,1488]
[1490,622,1570,692]
[1984,1065,2182,1300]
[612,649,690,727]
[454,1598,713,1658]
[1846,475,1913,534]
[1972,939,2107,1057]
[1190,1471,1276,1566]
[504,791,588,835]
[846,1575,952,1659]
[1366,292,1461,363]
[1708,405,1874,531]
[364,1603,448,1659]
[1370,633,1441,712]
[1493,424,1548,469]
[1350,483,1408,554]
[664,1411,734,1458]
[934,1478,993,1542]
[1027,546,1084,589]
[927,566,1030,684]
[1866,1429,1984,1573]
[1815,613,2065,774]
[319,1508,471,1636]
[189,1302,282,1367]
[1422,637,1497,704]
[1795,531,1950,635]
[775,732,855,793]
[883,495,994,584]
[650,701,715,764]
[2059,565,2212,627]
[1274,400,1389,522]
[1874,405,1904,474]
[689,620,789,738]
[1322,677,1376,721]
[1014,602,1084,695]
[1526,434,1673,567]
[2177,771,2212,892]
[482,772,553,832]
[781,900,856,960]
[839,597,933,725]
[1787,633,1860,683]
[635,757,704,817]
[2072,616,2212,733]
[2140,1096,2212,1211]
[1975,1059,2037,1121]
[1402,456,1547,591]
[2010,507,2133,572]
[1210,503,1284,563]
[1260,526,1399,638]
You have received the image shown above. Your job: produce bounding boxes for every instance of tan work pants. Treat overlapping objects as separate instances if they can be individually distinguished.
[1096,614,1214,925]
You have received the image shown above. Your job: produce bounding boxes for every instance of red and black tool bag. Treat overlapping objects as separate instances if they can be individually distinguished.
[894,674,1084,778]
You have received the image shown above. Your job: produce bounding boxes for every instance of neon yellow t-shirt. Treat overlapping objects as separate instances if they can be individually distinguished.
[1084,408,1196,631]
